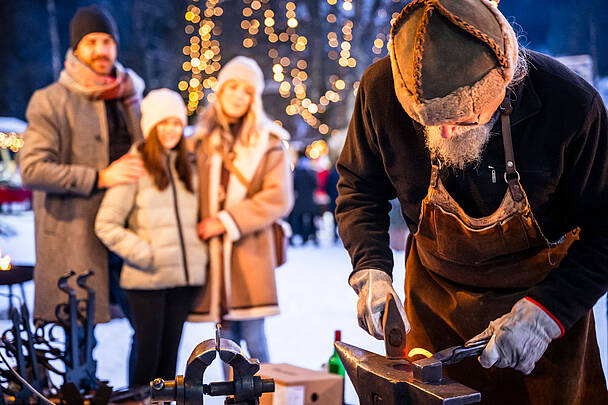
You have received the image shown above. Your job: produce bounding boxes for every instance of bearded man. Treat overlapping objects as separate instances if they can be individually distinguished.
[336,1,608,403]
[20,5,145,326]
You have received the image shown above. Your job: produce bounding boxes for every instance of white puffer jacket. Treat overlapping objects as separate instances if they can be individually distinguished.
[95,149,207,290]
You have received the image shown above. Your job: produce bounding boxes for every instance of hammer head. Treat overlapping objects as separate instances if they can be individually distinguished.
[335,341,480,404]
[383,294,407,360]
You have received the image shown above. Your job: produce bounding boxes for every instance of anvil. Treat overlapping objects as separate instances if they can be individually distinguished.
[335,295,481,404]
[335,341,481,404]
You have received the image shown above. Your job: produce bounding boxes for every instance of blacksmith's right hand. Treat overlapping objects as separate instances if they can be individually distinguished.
[349,269,410,340]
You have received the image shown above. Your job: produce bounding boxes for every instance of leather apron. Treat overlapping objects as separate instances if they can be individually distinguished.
[406,97,607,404]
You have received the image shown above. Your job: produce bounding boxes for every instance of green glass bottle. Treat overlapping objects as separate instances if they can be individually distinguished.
[328,330,346,376]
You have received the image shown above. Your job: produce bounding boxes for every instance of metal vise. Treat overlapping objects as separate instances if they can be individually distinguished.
[150,327,274,405]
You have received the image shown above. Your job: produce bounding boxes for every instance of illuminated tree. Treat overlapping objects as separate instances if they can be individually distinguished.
[179,0,404,143]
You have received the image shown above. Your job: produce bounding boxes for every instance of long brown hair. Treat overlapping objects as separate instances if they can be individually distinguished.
[139,127,193,192]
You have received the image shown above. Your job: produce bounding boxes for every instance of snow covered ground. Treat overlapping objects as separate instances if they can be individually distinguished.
[0,212,606,404]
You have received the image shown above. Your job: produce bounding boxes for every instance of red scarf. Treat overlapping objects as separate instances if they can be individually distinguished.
[61,50,139,101]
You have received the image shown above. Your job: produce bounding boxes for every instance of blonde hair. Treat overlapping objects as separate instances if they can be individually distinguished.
[196,79,269,154]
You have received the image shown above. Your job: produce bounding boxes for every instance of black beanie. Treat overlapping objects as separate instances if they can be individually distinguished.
[70,5,119,50]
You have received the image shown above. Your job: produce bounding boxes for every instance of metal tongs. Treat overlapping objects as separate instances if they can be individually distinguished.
[412,337,490,384]
[432,337,490,365]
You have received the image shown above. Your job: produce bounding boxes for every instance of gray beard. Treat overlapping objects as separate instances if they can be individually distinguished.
[424,114,499,170]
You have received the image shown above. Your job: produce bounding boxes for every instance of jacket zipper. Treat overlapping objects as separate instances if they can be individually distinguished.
[168,158,190,285]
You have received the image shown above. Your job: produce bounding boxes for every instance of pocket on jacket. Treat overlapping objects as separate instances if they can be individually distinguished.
[42,196,61,234]
[125,242,154,271]
[42,214,57,235]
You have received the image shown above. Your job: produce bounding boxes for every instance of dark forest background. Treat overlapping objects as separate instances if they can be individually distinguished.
[1,0,606,142]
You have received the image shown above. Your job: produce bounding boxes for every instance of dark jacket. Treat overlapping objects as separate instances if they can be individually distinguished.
[336,51,608,332]
[325,166,339,214]
[291,161,319,217]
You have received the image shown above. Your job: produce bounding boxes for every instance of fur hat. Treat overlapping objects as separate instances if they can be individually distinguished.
[140,89,187,138]
[70,5,119,50]
[217,56,265,95]
[389,0,518,126]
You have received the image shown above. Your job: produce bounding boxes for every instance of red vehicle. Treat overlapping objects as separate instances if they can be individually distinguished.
[0,117,31,213]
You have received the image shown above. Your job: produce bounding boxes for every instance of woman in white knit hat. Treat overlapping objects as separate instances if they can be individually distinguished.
[95,88,208,390]
[191,56,293,376]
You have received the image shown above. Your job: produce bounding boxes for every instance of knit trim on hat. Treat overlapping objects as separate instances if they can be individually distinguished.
[389,40,420,123]
[489,1,518,83]
[390,0,427,37]
[390,0,426,102]
[412,3,435,102]
[433,1,509,69]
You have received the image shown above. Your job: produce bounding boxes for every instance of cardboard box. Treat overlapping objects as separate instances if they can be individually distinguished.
[258,363,343,405]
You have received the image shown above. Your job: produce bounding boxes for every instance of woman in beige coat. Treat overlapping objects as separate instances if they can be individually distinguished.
[95,89,207,390]
[192,56,293,373]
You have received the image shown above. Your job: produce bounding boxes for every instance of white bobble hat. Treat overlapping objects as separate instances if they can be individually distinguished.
[140,88,187,138]
[217,56,264,95]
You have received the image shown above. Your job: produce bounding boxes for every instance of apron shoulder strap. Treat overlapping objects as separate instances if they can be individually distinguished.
[500,94,524,202]
[429,152,441,188]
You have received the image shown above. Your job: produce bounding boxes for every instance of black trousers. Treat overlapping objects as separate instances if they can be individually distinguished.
[289,212,318,243]
[127,287,198,388]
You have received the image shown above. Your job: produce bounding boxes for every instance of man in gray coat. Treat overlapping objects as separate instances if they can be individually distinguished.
[19,5,145,326]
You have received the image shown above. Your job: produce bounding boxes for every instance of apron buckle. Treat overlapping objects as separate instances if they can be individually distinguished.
[503,170,521,183]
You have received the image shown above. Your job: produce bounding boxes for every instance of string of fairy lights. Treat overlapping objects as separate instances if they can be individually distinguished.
[0,132,24,152]
[178,0,401,157]
[178,0,224,115]
[281,0,354,137]
[271,0,346,136]
[241,0,361,139]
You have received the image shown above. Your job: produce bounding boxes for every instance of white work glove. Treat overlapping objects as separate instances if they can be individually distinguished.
[467,297,562,375]
[349,269,410,340]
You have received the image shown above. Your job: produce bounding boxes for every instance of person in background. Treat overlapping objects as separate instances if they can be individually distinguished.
[95,89,207,393]
[19,5,144,382]
[191,56,293,378]
[324,163,340,244]
[288,150,319,246]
